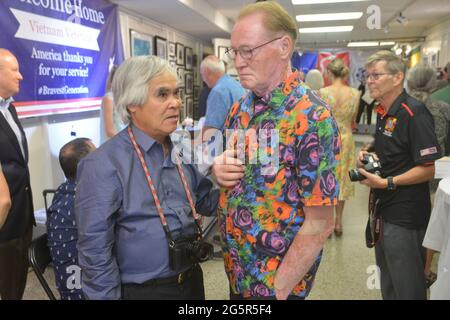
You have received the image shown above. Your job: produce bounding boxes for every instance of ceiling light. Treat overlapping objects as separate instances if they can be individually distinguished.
[299,26,354,33]
[292,0,370,4]
[347,41,379,47]
[380,41,395,46]
[296,12,363,22]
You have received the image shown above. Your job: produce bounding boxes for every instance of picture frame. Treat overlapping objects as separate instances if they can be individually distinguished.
[169,42,176,57]
[169,59,177,70]
[176,43,185,66]
[130,29,152,57]
[154,36,167,60]
[177,67,185,87]
[185,47,193,70]
[185,72,193,95]
[185,96,194,118]
[193,86,200,100]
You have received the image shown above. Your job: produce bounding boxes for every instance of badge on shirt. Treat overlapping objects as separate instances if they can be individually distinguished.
[420,147,438,157]
[383,117,397,137]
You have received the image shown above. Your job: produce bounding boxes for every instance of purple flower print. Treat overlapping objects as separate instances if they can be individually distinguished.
[298,133,323,172]
[320,170,337,197]
[232,207,253,230]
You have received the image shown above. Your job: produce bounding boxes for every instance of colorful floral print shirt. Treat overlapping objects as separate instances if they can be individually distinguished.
[219,70,340,299]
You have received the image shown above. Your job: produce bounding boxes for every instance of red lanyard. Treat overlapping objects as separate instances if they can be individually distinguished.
[127,126,201,230]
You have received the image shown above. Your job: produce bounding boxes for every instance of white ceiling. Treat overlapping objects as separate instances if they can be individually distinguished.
[111,0,450,48]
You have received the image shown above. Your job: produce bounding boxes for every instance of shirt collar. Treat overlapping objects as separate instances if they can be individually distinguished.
[386,90,408,117]
[130,123,175,167]
[0,96,14,110]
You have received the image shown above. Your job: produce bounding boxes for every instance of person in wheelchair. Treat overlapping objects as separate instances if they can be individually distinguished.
[46,138,96,300]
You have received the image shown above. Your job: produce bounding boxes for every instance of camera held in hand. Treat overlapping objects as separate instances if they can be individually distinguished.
[349,153,381,182]
[168,233,214,272]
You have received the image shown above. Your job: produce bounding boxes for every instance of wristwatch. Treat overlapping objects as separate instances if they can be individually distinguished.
[387,176,396,190]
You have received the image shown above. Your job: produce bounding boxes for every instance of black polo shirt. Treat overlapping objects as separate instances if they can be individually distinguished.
[373,90,441,230]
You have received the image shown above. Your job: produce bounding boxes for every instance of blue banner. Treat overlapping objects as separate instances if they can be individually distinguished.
[291,51,319,76]
[0,0,124,118]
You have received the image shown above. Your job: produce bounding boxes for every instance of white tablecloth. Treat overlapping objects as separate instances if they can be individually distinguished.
[423,178,450,300]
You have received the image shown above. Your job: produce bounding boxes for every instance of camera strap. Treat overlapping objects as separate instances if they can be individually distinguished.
[127,126,203,242]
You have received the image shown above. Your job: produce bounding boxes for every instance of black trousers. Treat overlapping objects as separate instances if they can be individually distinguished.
[121,264,205,300]
[0,226,32,300]
[375,221,427,300]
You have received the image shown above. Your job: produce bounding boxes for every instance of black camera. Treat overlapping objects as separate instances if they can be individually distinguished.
[168,234,214,271]
[349,153,381,182]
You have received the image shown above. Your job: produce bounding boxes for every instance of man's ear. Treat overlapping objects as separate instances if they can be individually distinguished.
[279,35,293,60]
[393,72,405,87]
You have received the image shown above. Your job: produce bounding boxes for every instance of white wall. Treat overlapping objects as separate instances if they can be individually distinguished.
[21,8,213,212]
[422,17,450,67]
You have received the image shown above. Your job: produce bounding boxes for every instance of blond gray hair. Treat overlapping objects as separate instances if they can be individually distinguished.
[366,50,407,76]
[305,69,324,91]
[238,1,297,48]
[407,65,436,102]
[200,55,225,75]
[112,55,176,123]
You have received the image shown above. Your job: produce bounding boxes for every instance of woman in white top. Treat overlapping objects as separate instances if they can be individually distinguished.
[100,66,125,144]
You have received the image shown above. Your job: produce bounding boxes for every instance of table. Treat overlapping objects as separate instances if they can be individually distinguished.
[423,178,450,299]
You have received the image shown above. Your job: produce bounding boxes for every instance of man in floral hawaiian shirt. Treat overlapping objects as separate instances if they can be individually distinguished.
[211,2,341,300]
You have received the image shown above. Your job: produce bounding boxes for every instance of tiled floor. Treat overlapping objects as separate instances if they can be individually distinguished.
[18,135,433,300]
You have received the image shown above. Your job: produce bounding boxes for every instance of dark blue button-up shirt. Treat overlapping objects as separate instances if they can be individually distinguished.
[75,125,219,300]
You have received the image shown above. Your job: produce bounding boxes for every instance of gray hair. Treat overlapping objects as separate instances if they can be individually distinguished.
[365,50,407,76]
[112,55,176,123]
[407,65,437,103]
[305,69,324,91]
[200,55,225,75]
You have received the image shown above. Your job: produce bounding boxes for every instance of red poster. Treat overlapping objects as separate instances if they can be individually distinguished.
[317,52,350,86]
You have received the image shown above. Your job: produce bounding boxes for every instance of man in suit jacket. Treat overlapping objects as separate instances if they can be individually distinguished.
[0,48,35,300]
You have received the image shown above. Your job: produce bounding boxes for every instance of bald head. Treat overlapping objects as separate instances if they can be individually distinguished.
[200,55,225,88]
[0,48,22,98]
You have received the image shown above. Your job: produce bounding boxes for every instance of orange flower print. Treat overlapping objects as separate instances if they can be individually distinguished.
[266,258,279,272]
[295,112,308,135]
[272,201,292,220]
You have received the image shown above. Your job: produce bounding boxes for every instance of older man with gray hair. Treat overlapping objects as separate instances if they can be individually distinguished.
[75,55,219,300]
[358,51,441,300]
[200,55,245,141]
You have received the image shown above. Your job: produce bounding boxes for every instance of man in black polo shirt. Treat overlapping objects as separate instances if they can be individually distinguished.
[357,51,441,300]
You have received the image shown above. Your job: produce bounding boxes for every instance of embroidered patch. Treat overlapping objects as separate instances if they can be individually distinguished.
[382,117,397,137]
[420,147,438,156]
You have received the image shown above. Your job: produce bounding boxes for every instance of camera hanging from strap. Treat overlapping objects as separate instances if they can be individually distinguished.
[127,126,204,244]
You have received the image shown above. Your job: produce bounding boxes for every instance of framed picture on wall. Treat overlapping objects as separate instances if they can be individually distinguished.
[185,47,193,70]
[177,67,185,87]
[185,72,193,94]
[169,59,176,70]
[130,29,152,56]
[186,97,194,118]
[193,86,200,100]
[176,43,185,66]
[154,36,167,60]
[169,42,176,57]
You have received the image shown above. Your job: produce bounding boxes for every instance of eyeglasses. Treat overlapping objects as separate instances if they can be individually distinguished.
[365,73,394,81]
[225,37,283,60]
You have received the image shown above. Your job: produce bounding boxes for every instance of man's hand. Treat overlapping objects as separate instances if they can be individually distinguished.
[211,150,245,188]
[357,151,379,168]
[358,168,387,189]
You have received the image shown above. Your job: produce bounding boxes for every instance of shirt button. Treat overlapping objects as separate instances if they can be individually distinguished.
[25,186,29,191]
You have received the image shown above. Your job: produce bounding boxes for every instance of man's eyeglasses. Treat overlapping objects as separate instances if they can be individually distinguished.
[225,37,282,60]
[365,73,394,81]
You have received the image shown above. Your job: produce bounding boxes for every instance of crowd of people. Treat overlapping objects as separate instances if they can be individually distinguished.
[1,0,450,300]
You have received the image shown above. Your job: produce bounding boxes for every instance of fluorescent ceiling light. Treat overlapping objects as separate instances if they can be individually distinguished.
[299,26,354,33]
[292,0,371,5]
[347,41,379,47]
[297,12,363,22]
[347,41,396,47]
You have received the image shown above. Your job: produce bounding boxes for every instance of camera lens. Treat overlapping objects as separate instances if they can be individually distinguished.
[349,169,366,182]
[189,241,213,262]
